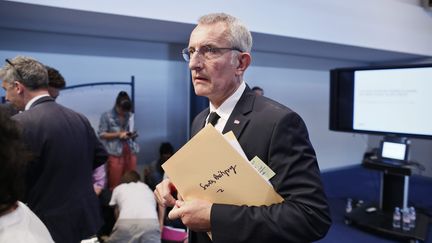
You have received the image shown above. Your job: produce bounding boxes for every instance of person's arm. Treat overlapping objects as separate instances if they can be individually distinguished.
[109,187,119,220]
[159,110,331,242]
[114,205,120,220]
[98,112,129,140]
[93,164,106,195]
[78,113,108,169]
[100,131,129,140]
[208,112,331,243]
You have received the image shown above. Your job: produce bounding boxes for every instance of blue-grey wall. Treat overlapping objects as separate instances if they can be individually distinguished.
[0,48,190,166]
[2,38,431,177]
[1,0,431,176]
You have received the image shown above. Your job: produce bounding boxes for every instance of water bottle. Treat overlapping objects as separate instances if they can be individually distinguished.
[409,207,416,228]
[392,207,401,228]
[402,208,411,231]
[345,198,353,213]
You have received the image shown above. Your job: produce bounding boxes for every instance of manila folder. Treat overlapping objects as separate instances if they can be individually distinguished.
[162,125,283,206]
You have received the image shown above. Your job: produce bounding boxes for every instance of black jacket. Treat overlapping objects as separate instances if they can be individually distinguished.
[189,86,331,243]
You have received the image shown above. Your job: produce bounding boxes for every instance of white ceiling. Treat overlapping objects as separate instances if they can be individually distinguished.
[0,1,430,65]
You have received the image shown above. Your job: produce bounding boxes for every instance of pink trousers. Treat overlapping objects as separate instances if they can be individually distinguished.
[108,143,137,190]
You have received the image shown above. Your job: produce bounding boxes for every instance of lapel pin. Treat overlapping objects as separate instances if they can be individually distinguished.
[234,119,240,124]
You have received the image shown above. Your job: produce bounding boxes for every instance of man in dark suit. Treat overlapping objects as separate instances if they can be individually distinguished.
[0,56,107,243]
[154,13,331,243]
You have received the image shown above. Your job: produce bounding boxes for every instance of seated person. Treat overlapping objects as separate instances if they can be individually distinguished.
[144,142,174,190]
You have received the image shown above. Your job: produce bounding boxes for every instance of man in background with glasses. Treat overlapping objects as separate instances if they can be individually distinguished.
[154,13,331,243]
[0,56,107,243]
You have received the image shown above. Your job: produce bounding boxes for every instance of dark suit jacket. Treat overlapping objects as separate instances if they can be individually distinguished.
[13,96,107,243]
[190,87,331,243]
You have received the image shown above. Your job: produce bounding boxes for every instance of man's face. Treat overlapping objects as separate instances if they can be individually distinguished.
[1,80,25,111]
[188,22,240,107]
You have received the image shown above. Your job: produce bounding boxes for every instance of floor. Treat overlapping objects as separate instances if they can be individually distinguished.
[317,165,432,243]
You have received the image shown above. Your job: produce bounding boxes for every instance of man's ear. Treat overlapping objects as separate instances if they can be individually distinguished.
[14,81,25,95]
[235,52,251,76]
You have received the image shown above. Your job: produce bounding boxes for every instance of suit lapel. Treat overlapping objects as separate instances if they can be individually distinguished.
[191,108,209,137]
[191,86,255,139]
[222,87,255,139]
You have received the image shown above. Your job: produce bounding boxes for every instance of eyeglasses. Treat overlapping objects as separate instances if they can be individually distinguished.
[5,59,24,81]
[181,45,243,62]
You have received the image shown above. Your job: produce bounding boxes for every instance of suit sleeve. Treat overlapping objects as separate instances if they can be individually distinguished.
[79,113,108,169]
[92,131,108,169]
[210,112,331,243]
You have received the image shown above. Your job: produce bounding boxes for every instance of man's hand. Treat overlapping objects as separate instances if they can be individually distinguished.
[168,199,212,232]
[154,178,177,208]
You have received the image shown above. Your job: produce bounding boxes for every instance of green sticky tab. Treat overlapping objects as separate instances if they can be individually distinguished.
[250,156,275,181]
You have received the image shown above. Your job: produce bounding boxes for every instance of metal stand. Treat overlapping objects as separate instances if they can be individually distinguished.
[343,159,429,242]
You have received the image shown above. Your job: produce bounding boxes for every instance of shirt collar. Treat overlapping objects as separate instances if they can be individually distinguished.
[209,81,246,122]
[25,94,50,111]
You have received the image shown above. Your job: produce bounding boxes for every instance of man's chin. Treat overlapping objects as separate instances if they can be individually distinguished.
[193,85,211,97]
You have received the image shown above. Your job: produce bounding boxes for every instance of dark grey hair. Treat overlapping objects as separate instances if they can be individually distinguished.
[0,56,48,90]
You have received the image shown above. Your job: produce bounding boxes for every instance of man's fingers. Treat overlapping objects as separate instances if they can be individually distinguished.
[168,205,182,220]
[154,179,177,207]
[175,200,185,208]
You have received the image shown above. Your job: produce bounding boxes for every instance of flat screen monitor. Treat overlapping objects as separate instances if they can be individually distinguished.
[329,63,432,139]
[378,136,410,165]
[381,142,407,161]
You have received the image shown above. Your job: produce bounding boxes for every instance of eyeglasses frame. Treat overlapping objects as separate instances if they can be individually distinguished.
[5,59,25,82]
[181,46,243,62]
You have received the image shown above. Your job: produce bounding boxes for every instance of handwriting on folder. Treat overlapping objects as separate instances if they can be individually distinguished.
[199,164,237,192]
[162,125,283,206]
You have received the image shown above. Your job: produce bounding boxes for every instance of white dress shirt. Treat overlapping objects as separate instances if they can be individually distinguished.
[25,94,50,111]
[207,81,246,133]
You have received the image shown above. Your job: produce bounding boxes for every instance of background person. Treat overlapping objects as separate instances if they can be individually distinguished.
[154,13,331,243]
[45,65,66,99]
[99,91,139,191]
[143,142,174,190]
[0,56,108,243]
[108,170,161,243]
[251,86,264,96]
[0,107,54,243]
[45,65,107,196]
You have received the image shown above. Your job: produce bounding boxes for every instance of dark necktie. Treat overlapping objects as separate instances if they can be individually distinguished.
[207,112,220,126]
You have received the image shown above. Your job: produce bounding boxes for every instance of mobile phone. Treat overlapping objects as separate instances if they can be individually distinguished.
[128,131,138,139]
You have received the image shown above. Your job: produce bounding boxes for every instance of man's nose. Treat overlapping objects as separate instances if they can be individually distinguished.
[188,53,203,70]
